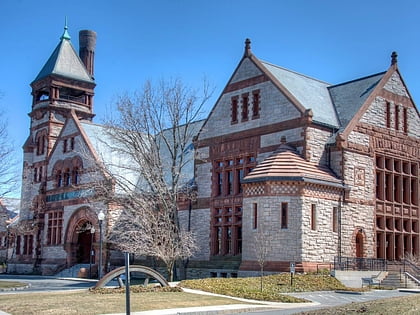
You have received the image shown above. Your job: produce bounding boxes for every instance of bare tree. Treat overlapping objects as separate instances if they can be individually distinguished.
[89,78,211,281]
[254,228,271,292]
[0,95,18,198]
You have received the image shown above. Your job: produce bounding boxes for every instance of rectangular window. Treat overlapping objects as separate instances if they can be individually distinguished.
[241,93,249,121]
[386,102,391,128]
[227,170,233,195]
[395,104,399,130]
[47,211,63,245]
[281,202,288,229]
[16,235,21,255]
[253,203,258,229]
[225,227,232,254]
[63,139,68,153]
[311,204,316,231]
[236,168,244,194]
[333,207,338,232]
[216,172,222,196]
[70,137,75,150]
[23,235,28,255]
[403,107,408,133]
[33,167,38,182]
[236,226,242,254]
[252,90,260,118]
[38,166,43,182]
[28,235,33,255]
[22,235,33,255]
[231,96,238,123]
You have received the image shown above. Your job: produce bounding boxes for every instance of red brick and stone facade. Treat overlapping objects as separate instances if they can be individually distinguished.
[7,28,419,278]
[182,41,419,278]
[6,27,121,275]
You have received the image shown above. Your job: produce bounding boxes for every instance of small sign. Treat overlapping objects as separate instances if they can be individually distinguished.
[290,262,295,274]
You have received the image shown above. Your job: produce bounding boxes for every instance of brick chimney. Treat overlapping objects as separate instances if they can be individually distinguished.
[79,30,97,78]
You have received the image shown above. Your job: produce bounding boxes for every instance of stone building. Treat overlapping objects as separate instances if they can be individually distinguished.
[186,40,419,277]
[6,25,118,275]
[6,26,419,277]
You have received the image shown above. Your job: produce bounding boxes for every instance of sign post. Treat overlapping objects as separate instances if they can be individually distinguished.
[125,252,130,315]
[290,262,295,286]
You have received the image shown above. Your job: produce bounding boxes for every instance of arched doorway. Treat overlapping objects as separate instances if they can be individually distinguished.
[76,222,95,263]
[356,231,364,258]
[65,207,99,267]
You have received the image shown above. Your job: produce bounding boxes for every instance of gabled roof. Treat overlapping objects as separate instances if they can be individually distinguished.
[243,143,343,187]
[80,121,140,188]
[33,27,94,83]
[79,119,201,192]
[328,72,386,131]
[260,61,340,127]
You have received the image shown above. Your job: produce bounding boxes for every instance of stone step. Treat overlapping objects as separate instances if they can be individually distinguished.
[55,263,93,278]
[381,271,420,289]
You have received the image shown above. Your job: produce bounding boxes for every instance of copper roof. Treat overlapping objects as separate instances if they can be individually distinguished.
[243,143,343,187]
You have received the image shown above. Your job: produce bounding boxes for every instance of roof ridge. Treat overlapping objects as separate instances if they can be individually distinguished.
[260,59,331,85]
[328,71,386,89]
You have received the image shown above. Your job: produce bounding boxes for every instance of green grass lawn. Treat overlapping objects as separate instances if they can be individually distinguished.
[296,294,420,315]
[0,275,419,315]
[180,273,348,302]
[0,290,248,315]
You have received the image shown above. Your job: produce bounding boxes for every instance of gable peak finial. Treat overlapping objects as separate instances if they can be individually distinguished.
[61,17,71,40]
[391,51,398,66]
[244,38,251,57]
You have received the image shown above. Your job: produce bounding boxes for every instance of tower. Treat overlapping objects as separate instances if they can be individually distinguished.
[19,23,97,271]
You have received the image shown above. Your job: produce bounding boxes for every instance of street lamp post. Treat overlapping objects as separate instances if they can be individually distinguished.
[98,210,105,279]
[89,226,95,279]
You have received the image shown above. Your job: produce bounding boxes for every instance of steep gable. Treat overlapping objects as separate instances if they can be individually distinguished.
[339,61,420,140]
[329,72,386,131]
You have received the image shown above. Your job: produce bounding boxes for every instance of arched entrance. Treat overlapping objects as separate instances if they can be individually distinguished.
[356,231,364,258]
[76,222,95,263]
[65,207,100,267]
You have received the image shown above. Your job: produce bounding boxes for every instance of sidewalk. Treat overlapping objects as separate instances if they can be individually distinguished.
[102,287,420,315]
[102,287,319,315]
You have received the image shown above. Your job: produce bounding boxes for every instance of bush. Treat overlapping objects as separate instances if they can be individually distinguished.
[90,285,182,294]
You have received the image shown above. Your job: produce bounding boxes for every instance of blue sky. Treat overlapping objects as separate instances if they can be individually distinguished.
[1,0,419,196]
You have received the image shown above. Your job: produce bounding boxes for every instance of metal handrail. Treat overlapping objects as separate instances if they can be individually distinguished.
[404,272,420,285]
[334,256,387,271]
[402,259,420,276]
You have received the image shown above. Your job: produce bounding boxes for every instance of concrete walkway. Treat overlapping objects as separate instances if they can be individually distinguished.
[102,287,420,315]
[102,287,319,315]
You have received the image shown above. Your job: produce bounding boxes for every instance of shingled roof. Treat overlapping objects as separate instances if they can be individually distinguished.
[261,61,340,127]
[328,72,386,131]
[243,142,343,188]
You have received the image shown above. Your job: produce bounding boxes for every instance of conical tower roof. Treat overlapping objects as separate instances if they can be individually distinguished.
[243,143,342,187]
[33,24,94,83]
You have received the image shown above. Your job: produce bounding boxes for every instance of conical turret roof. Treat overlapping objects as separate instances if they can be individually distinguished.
[33,26,94,83]
[243,143,343,187]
